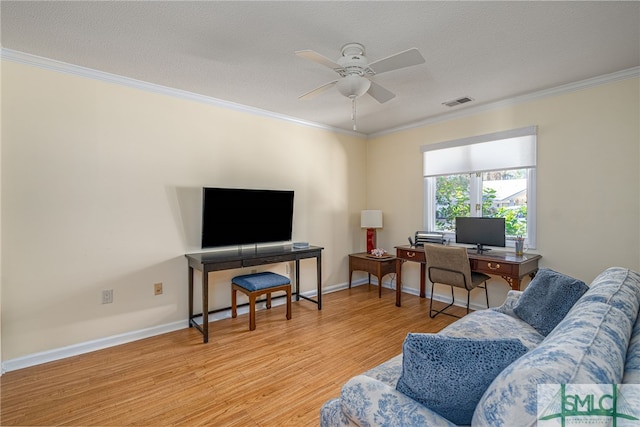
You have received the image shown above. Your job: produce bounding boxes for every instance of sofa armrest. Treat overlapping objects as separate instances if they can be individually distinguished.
[492,290,524,317]
[340,375,458,427]
[320,398,357,427]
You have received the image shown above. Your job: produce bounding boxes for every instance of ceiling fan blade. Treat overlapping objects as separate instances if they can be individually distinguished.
[367,81,396,104]
[368,48,425,75]
[295,50,342,71]
[299,80,338,100]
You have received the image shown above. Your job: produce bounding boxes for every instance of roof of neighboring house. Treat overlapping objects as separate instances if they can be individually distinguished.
[484,179,527,202]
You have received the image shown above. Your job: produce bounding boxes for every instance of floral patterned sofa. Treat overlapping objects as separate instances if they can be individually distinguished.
[320,267,640,426]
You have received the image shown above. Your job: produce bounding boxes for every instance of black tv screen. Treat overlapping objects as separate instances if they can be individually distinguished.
[455,217,505,252]
[201,187,294,248]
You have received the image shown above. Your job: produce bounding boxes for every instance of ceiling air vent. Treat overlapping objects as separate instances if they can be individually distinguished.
[442,96,474,107]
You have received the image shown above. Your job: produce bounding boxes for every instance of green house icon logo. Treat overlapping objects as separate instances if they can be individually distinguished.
[538,384,639,426]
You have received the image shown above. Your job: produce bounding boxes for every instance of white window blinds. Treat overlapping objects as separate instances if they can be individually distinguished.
[422,126,537,177]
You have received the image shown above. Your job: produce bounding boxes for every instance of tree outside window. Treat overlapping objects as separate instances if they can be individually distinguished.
[434,168,529,238]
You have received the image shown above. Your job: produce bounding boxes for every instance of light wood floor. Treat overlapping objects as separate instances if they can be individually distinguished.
[0,285,465,426]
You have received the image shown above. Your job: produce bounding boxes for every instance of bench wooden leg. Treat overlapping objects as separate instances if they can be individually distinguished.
[249,293,257,331]
[231,287,238,318]
[231,281,292,331]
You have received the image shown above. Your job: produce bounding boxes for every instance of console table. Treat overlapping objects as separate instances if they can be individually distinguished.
[395,245,541,307]
[186,245,323,343]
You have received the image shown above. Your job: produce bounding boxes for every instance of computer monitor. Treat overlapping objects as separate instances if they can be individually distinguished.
[455,217,506,253]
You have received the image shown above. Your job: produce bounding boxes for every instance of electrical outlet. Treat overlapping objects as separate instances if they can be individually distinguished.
[154,282,163,296]
[102,289,113,304]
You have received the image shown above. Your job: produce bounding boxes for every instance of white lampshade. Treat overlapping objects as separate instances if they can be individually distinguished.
[361,210,383,228]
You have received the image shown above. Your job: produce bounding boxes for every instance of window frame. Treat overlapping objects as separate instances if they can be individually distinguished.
[422,127,537,249]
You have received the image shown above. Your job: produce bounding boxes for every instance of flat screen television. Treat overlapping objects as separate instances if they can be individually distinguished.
[201,187,294,249]
[455,217,505,253]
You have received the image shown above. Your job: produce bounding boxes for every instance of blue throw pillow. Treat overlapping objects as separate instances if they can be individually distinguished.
[396,333,528,425]
[513,268,588,336]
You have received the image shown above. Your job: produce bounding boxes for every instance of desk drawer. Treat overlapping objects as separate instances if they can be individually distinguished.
[243,255,291,267]
[203,260,243,271]
[471,259,514,276]
[396,248,425,263]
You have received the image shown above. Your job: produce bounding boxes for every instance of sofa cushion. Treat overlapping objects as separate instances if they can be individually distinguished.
[513,268,587,336]
[440,308,544,351]
[491,289,523,317]
[624,311,640,384]
[473,302,634,426]
[577,267,640,321]
[395,333,528,425]
[574,268,640,384]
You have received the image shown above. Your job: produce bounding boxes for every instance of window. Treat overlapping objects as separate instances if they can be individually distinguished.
[422,126,537,248]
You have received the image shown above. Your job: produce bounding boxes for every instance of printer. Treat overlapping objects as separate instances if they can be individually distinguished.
[412,231,446,246]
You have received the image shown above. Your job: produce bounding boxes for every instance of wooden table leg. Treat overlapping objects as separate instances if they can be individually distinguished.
[501,275,519,291]
[295,259,301,301]
[316,252,322,309]
[396,258,404,307]
[188,266,194,328]
[202,270,209,343]
[420,263,426,298]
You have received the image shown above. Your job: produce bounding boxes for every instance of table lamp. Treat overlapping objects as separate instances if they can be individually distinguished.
[361,210,383,253]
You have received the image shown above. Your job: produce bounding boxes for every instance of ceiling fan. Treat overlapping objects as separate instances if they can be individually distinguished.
[296,42,426,130]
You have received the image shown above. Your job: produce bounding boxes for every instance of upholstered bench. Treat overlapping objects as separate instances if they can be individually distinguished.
[231,272,292,331]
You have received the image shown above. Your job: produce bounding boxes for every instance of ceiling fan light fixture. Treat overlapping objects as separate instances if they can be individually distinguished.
[296,42,426,131]
[336,75,371,98]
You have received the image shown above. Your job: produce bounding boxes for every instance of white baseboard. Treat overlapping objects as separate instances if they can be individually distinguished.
[1,281,479,373]
[1,287,322,373]
[1,320,187,373]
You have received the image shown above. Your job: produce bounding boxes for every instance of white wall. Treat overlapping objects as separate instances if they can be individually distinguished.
[1,61,367,361]
[2,58,639,366]
[368,77,640,307]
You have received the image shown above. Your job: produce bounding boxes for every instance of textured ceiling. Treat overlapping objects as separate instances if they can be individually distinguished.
[2,1,639,135]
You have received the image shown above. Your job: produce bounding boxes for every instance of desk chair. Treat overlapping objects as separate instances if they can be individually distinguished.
[424,244,490,318]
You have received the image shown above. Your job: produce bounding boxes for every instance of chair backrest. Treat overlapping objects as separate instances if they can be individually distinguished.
[424,244,474,290]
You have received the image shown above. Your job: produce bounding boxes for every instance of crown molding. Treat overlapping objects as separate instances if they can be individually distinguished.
[370,66,640,138]
[2,48,636,139]
[0,48,364,138]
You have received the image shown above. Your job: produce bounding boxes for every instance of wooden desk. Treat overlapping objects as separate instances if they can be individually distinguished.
[348,253,397,298]
[186,245,323,343]
[394,245,541,307]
